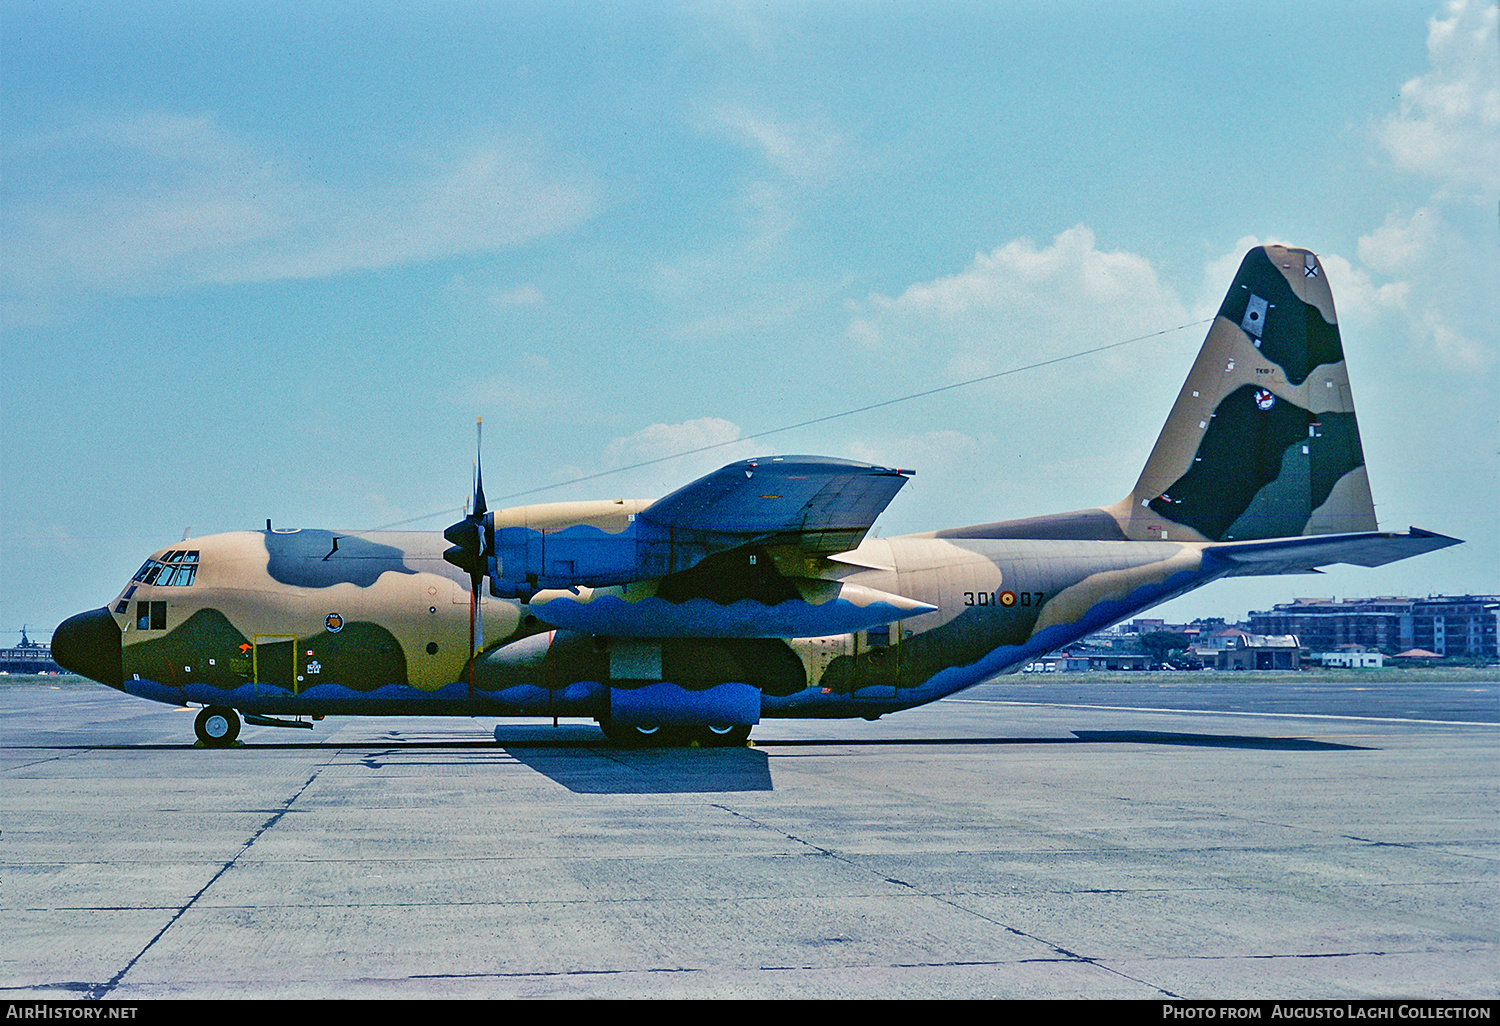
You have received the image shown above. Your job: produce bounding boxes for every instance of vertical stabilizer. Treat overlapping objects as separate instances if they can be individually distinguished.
[1110,245,1377,542]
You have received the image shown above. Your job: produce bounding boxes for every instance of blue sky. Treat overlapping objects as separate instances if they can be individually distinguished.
[3,0,1496,641]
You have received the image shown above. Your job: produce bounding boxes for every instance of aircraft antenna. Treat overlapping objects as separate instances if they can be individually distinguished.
[365,317,1210,530]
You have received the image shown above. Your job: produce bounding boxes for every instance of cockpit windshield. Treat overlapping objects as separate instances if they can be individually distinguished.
[131,550,200,588]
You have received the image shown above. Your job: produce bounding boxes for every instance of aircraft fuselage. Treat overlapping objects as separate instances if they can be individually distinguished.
[67,520,1219,726]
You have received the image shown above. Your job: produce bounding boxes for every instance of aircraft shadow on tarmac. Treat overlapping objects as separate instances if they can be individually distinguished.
[1067,730,1371,751]
[37,728,1369,796]
[496,727,1371,795]
[505,744,775,793]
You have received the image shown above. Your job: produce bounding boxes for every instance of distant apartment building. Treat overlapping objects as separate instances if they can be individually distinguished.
[1248,595,1499,658]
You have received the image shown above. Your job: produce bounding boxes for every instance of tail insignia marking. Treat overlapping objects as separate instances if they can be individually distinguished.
[1216,248,1342,385]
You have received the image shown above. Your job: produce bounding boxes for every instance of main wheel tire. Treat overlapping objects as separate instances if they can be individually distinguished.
[598,721,684,748]
[695,724,752,747]
[194,706,240,747]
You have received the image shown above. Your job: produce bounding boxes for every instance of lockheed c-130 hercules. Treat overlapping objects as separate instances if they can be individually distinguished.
[53,245,1460,747]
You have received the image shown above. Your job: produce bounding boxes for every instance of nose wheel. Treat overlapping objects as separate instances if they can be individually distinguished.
[194,706,241,747]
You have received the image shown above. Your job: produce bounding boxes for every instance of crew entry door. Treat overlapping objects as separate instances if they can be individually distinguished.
[253,634,298,695]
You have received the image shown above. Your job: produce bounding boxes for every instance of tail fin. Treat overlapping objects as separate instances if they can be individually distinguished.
[1111,245,1377,542]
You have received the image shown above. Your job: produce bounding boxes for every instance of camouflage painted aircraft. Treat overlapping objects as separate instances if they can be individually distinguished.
[53,245,1460,747]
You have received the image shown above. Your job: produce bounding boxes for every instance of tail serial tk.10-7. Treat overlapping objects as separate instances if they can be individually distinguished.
[52,245,1460,747]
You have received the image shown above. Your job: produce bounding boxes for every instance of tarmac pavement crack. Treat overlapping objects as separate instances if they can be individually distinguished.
[84,761,330,1001]
[706,802,1184,998]
[1,750,90,773]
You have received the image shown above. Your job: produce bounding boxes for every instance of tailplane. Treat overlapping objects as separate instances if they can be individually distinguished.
[1109,244,1377,542]
[935,241,1458,568]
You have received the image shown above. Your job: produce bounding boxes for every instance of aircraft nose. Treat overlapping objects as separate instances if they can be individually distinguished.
[52,607,123,687]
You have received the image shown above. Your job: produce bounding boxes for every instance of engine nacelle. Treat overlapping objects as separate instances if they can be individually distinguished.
[492,523,647,593]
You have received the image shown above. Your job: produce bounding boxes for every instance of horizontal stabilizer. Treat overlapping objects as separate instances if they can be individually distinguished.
[1206,528,1461,577]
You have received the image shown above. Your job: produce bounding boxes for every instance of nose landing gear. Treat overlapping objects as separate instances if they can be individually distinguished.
[194,706,241,747]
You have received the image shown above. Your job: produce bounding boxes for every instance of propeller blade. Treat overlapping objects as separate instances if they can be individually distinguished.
[473,417,486,517]
[472,416,487,658]
[445,416,492,691]
[473,578,484,653]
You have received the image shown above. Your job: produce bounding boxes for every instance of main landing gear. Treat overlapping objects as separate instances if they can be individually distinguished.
[697,723,752,747]
[194,706,241,747]
[597,721,752,748]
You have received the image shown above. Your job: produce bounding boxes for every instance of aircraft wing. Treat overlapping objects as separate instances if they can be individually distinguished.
[483,455,916,596]
[1205,528,1461,577]
[640,455,913,555]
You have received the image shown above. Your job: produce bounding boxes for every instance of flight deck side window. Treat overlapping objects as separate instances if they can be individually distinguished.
[135,601,167,631]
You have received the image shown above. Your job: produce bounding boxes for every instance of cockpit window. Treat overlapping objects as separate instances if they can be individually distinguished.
[136,600,166,631]
[132,550,200,587]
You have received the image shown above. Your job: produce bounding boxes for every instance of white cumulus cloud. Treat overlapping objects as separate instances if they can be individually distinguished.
[1379,0,1500,194]
[599,417,763,493]
[846,226,1193,407]
[1351,0,1499,372]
